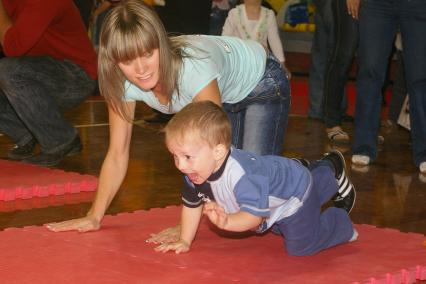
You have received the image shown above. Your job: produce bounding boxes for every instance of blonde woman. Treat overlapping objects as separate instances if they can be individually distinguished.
[47,0,290,238]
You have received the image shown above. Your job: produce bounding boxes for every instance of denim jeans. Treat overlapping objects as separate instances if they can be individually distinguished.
[388,50,407,123]
[223,54,291,155]
[0,56,96,152]
[308,0,348,120]
[323,0,358,128]
[353,0,426,166]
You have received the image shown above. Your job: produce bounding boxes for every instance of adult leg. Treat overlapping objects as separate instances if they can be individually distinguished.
[352,1,396,162]
[0,90,34,146]
[243,55,290,155]
[223,108,245,151]
[399,0,426,167]
[0,56,95,154]
[276,165,353,256]
[243,99,289,155]
[308,0,334,119]
[388,50,407,123]
[323,0,358,130]
[224,54,291,155]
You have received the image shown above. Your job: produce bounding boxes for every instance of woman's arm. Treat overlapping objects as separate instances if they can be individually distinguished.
[46,102,136,232]
[192,79,222,106]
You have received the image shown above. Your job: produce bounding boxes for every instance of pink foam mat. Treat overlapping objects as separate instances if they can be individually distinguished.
[0,159,97,201]
[0,206,425,283]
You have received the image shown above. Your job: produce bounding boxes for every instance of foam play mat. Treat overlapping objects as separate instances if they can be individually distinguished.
[0,206,424,283]
[0,159,97,201]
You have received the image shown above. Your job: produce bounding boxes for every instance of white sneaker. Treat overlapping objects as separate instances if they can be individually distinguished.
[352,155,370,166]
[420,162,426,174]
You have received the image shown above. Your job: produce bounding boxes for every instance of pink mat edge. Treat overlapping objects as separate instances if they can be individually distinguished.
[2,205,425,283]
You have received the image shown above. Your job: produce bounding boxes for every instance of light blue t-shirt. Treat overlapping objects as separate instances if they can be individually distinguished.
[124,35,266,114]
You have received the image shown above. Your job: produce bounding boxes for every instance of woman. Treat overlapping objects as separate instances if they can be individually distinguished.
[46,0,290,236]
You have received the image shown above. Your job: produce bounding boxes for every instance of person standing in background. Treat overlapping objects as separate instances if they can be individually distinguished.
[322,0,360,142]
[352,0,426,174]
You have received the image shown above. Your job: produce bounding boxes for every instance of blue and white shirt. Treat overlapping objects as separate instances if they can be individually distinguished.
[181,148,312,233]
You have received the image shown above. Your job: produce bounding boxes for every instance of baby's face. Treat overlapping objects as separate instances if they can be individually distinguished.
[166,134,221,185]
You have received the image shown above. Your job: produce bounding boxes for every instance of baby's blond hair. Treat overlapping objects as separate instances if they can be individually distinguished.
[164,101,232,149]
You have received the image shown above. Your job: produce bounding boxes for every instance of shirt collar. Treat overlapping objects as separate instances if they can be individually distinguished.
[207,148,232,182]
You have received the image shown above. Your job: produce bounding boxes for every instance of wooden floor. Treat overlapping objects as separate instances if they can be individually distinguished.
[0,78,425,238]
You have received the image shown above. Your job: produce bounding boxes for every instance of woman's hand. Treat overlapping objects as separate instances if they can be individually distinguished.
[154,239,190,254]
[45,216,101,233]
[146,224,181,244]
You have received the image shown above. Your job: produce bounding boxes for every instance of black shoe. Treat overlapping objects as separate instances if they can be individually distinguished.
[291,157,310,168]
[320,150,356,213]
[8,139,36,160]
[143,112,173,123]
[23,136,82,167]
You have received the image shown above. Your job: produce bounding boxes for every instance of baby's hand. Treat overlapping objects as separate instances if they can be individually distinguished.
[203,202,229,230]
[154,239,190,254]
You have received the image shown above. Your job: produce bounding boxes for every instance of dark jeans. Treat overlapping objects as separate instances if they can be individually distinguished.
[223,54,291,156]
[308,0,348,120]
[323,0,358,128]
[353,0,426,166]
[388,50,407,123]
[0,56,96,153]
[209,6,229,35]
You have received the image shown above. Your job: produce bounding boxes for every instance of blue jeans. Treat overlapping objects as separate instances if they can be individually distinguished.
[223,54,291,155]
[323,0,358,128]
[0,56,96,152]
[353,0,426,166]
[308,0,347,119]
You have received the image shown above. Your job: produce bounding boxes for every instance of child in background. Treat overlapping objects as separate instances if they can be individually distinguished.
[154,101,357,256]
[222,0,291,78]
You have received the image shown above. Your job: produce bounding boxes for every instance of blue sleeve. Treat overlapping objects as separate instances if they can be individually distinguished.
[234,175,270,217]
[181,176,203,208]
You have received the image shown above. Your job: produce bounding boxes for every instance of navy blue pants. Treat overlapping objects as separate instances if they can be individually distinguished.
[274,163,354,256]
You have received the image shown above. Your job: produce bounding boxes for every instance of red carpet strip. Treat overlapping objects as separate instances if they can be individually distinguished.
[0,206,424,283]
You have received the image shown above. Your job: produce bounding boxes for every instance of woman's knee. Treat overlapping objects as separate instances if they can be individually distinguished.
[0,57,20,83]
